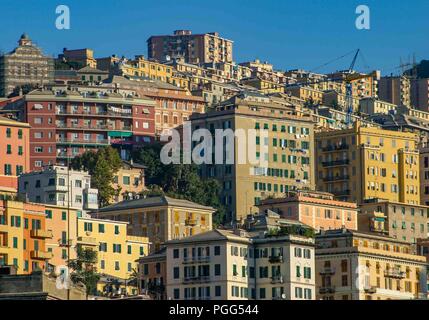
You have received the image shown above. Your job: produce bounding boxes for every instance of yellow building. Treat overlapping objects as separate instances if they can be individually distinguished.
[315,122,420,205]
[285,86,325,105]
[77,217,150,295]
[241,77,284,94]
[93,195,214,252]
[316,229,428,300]
[112,160,146,203]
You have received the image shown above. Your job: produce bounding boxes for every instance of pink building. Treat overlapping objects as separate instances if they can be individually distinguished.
[258,190,358,231]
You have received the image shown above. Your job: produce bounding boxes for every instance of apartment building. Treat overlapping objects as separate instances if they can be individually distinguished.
[137,247,167,300]
[77,217,150,295]
[93,195,214,252]
[258,190,358,231]
[0,200,52,274]
[58,48,98,69]
[322,90,361,111]
[112,160,146,203]
[316,229,428,300]
[359,97,397,115]
[18,165,99,214]
[378,76,411,107]
[359,199,429,244]
[165,224,315,300]
[411,78,429,111]
[420,146,429,205]
[315,122,420,204]
[285,86,325,105]
[5,84,156,169]
[104,75,205,136]
[240,78,284,94]
[0,34,54,97]
[147,30,233,64]
[0,116,30,194]
[191,93,315,222]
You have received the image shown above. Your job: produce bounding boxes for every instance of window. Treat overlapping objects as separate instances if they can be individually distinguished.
[214,246,220,256]
[173,249,179,259]
[98,224,105,233]
[45,210,52,219]
[127,245,132,254]
[174,267,180,279]
[6,128,11,138]
[174,289,180,299]
[84,222,93,232]
[114,225,119,235]
[123,176,130,185]
[115,261,120,271]
[62,212,67,221]
[215,286,221,297]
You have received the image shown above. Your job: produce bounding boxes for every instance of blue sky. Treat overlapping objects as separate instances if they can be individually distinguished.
[0,0,428,75]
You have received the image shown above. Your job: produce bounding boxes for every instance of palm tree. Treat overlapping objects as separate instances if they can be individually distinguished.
[127,268,141,295]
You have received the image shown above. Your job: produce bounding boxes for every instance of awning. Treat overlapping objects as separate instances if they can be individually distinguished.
[108,131,132,138]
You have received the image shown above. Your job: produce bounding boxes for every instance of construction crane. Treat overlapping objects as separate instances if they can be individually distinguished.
[286,49,380,125]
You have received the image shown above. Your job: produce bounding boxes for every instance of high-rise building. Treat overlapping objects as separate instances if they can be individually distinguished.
[147,30,233,65]
[0,34,54,97]
[411,78,429,111]
[315,122,420,205]
[378,75,411,107]
[316,229,428,300]
[191,93,315,222]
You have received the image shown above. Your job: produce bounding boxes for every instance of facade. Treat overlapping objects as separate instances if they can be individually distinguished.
[0,116,30,193]
[0,201,52,274]
[147,30,233,64]
[6,84,156,170]
[0,34,54,97]
[191,93,315,222]
[411,78,429,111]
[316,229,428,300]
[137,248,167,299]
[77,66,109,84]
[18,165,99,213]
[258,190,358,231]
[165,226,315,300]
[359,199,429,244]
[378,76,411,107]
[315,122,420,204]
[285,86,325,105]
[77,217,150,295]
[112,160,146,203]
[420,146,429,206]
[104,76,205,136]
[93,195,214,252]
[58,48,98,69]
[359,97,397,115]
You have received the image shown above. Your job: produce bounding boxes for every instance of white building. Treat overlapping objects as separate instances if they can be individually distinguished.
[165,224,315,300]
[18,165,98,215]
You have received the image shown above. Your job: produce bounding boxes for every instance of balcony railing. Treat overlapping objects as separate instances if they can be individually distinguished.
[183,256,211,264]
[56,138,109,145]
[322,159,350,167]
[268,255,284,263]
[323,175,350,182]
[364,286,377,294]
[319,267,336,275]
[31,250,53,260]
[77,236,97,246]
[333,189,351,196]
[384,270,406,279]
[271,275,284,284]
[322,144,349,152]
[319,286,336,294]
[183,276,211,284]
[30,229,53,239]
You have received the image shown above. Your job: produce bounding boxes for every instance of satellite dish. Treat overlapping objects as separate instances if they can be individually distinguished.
[281,293,287,299]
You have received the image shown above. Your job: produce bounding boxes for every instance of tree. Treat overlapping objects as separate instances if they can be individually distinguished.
[71,146,122,207]
[132,143,226,226]
[68,247,100,299]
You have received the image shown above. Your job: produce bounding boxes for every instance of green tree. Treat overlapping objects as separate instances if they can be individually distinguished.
[68,247,100,299]
[71,146,122,207]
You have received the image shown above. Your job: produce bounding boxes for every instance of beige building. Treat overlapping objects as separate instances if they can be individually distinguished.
[315,122,420,205]
[147,30,233,65]
[112,160,146,203]
[378,76,411,107]
[420,146,429,206]
[316,229,428,300]
[258,190,358,232]
[359,199,429,244]
[191,93,315,223]
[93,195,214,252]
[359,97,397,115]
[165,226,315,300]
[58,48,97,69]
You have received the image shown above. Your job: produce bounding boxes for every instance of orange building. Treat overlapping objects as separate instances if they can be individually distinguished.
[258,190,358,231]
[0,116,30,194]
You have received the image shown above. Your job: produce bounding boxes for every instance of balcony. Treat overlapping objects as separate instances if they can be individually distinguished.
[185,218,198,226]
[56,138,110,146]
[268,255,284,263]
[271,275,284,284]
[319,286,336,294]
[322,144,349,152]
[183,276,211,284]
[319,267,336,275]
[30,229,53,239]
[384,269,406,279]
[333,189,351,196]
[58,239,73,247]
[364,286,377,294]
[183,256,211,264]
[77,236,97,246]
[322,159,350,168]
[31,250,53,260]
[323,175,350,182]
